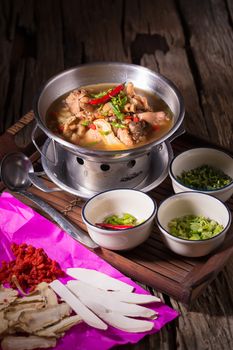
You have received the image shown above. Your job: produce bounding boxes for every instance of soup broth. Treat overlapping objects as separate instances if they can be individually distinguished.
[46,82,173,151]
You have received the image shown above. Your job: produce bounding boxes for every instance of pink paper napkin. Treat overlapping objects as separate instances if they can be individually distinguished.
[0,192,179,350]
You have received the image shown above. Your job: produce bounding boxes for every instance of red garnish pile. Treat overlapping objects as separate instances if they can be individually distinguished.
[0,243,64,292]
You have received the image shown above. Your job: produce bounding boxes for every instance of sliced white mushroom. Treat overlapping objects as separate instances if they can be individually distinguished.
[67,281,156,319]
[66,268,134,292]
[110,290,161,304]
[75,299,154,333]
[50,280,107,330]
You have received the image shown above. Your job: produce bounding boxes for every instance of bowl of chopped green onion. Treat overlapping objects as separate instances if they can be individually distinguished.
[156,192,231,257]
[82,189,156,250]
[169,147,233,202]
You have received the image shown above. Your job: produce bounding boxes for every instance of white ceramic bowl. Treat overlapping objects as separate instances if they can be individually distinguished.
[156,192,231,257]
[82,189,156,250]
[169,147,233,202]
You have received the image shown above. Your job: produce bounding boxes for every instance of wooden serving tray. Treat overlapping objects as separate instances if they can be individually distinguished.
[1,112,233,305]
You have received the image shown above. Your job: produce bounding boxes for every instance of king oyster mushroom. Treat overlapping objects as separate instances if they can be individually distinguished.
[66,268,134,292]
[67,280,157,319]
[50,280,107,330]
[74,299,154,333]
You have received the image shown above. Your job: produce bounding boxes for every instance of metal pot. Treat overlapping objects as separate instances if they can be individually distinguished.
[33,63,185,191]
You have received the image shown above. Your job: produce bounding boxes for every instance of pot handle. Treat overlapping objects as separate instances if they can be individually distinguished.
[32,124,58,164]
[168,123,186,143]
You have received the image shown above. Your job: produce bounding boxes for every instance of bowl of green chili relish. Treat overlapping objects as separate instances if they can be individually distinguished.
[169,147,233,202]
[82,189,156,250]
[156,192,231,257]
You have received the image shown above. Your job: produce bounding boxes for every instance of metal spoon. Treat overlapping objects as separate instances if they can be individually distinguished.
[0,152,99,249]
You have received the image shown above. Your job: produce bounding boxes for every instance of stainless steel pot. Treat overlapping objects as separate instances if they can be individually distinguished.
[33,63,185,191]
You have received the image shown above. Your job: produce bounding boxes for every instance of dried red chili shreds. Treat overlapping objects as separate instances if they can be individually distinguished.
[0,243,65,292]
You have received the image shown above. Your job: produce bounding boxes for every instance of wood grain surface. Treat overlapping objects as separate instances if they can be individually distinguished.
[0,1,233,349]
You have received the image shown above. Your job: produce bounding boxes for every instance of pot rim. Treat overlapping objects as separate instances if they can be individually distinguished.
[33,62,185,157]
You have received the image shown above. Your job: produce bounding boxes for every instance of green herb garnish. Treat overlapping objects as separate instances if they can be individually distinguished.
[91,89,112,99]
[99,130,111,136]
[109,102,124,120]
[81,121,89,126]
[110,122,127,129]
[168,215,224,240]
[177,165,232,190]
[109,91,128,121]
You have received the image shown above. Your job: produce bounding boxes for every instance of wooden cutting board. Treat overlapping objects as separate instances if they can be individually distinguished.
[1,111,233,305]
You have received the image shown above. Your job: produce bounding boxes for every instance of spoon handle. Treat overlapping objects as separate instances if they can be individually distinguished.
[19,190,99,249]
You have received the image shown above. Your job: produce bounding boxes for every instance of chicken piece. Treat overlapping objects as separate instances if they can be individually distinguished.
[79,128,102,147]
[66,89,93,115]
[0,286,18,311]
[36,315,82,338]
[101,102,113,115]
[138,111,170,126]
[19,303,71,333]
[0,311,8,335]
[117,128,134,147]
[135,95,151,111]
[128,96,151,111]
[1,335,56,350]
[124,103,136,113]
[65,89,86,115]
[126,82,135,97]
[128,121,148,142]
[65,90,81,115]
[63,116,78,133]
[77,123,86,137]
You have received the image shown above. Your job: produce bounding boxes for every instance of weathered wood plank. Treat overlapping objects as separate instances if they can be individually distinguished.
[22,0,64,114]
[171,257,233,350]
[124,0,209,146]
[178,0,233,149]
[61,0,127,64]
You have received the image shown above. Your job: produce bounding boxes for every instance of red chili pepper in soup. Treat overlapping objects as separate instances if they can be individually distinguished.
[89,83,125,105]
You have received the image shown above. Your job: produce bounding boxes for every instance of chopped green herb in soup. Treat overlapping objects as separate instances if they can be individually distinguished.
[168,215,224,240]
[46,82,173,151]
[177,165,232,190]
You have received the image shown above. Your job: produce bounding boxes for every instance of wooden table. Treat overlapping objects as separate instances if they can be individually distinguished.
[0,1,233,349]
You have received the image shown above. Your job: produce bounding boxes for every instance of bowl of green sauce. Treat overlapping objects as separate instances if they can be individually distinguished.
[82,189,156,250]
[156,192,231,257]
[169,147,233,202]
